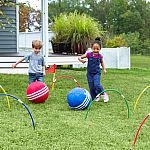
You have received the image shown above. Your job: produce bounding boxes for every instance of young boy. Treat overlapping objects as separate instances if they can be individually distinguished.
[12,40,46,84]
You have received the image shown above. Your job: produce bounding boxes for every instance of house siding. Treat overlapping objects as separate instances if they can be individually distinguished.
[0,0,17,53]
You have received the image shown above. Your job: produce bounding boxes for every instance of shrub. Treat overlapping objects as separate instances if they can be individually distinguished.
[105,36,127,48]
[121,32,142,54]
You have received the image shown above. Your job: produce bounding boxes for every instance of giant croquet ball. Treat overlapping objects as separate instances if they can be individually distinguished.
[67,87,91,110]
[26,81,49,103]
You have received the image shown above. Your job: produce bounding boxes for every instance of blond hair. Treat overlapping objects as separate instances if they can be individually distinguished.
[32,40,43,49]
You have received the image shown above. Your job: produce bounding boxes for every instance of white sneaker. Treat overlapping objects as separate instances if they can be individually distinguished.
[102,93,109,103]
[95,95,100,102]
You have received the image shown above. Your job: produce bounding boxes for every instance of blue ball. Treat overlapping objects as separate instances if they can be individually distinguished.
[67,87,91,110]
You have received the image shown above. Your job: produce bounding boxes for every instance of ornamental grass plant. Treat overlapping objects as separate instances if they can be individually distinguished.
[51,11,104,54]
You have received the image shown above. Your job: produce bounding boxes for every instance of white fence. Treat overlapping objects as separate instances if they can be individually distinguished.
[102,47,130,69]
[73,47,130,69]
[19,32,130,69]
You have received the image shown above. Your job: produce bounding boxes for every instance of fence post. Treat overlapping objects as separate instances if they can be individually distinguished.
[128,47,131,70]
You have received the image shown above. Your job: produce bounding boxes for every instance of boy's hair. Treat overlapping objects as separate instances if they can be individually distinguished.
[91,37,102,48]
[32,40,43,49]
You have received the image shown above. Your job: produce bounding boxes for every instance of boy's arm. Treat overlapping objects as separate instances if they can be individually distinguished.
[12,57,24,68]
[100,59,107,75]
[42,65,46,76]
[42,56,46,75]
[78,53,87,63]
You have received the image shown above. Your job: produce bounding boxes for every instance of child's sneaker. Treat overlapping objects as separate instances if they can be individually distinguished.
[95,95,100,102]
[102,93,109,103]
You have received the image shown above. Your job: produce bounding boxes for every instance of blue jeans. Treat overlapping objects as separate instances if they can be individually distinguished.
[87,73,104,100]
[29,73,44,84]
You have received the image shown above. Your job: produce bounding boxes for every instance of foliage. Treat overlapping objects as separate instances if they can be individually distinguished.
[0,1,40,32]
[50,13,71,43]
[1,0,149,54]
[19,6,41,32]
[121,32,142,54]
[19,3,33,32]
[119,10,143,33]
[51,11,104,52]
[129,0,150,41]
[114,32,149,55]
[142,39,150,55]
[0,0,16,30]
[107,0,129,34]
[48,0,150,55]
[68,11,103,44]
[105,35,127,48]
[48,0,90,19]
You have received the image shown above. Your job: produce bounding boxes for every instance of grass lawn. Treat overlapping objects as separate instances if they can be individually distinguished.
[131,55,150,69]
[0,55,150,150]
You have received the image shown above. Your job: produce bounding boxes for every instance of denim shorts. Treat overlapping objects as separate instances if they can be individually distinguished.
[29,73,44,84]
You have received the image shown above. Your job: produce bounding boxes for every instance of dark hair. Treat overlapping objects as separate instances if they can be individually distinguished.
[91,37,102,48]
[95,37,101,41]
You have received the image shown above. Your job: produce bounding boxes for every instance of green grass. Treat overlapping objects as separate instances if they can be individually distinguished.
[131,55,150,69]
[0,56,150,150]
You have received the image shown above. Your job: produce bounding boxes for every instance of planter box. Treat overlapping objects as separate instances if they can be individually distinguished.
[72,42,86,54]
[51,42,72,54]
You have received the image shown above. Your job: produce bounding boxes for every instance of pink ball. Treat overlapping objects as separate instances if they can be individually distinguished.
[26,81,49,103]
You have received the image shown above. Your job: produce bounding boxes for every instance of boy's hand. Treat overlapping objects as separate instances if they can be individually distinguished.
[12,64,16,68]
[43,72,46,76]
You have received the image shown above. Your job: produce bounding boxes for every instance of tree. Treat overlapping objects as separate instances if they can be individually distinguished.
[121,32,142,54]
[129,0,150,40]
[107,0,128,34]
[47,0,150,55]
[83,0,110,28]
[48,0,89,20]
[120,10,143,33]
[19,3,33,32]
[19,3,41,32]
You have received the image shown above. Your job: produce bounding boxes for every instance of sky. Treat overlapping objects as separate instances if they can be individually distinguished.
[19,0,150,10]
[18,0,41,10]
